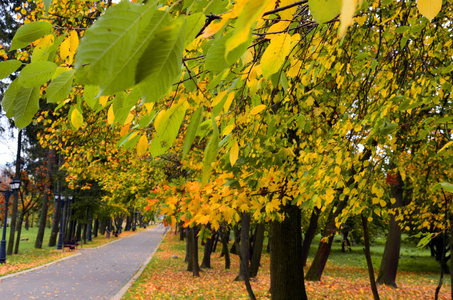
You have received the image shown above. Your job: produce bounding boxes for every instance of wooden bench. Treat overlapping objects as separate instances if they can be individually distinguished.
[64,238,82,251]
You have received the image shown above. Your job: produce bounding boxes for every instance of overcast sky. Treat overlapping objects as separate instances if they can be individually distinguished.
[0,117,18,166]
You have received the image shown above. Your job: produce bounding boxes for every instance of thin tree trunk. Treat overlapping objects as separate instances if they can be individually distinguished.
[270,203,307,300]
[221,228,231,269]
[93,219,99,237]
[48,199,61,247]
[35,149,53,249]
[302,206,320,266]
[377,171,403,287]
[201,225,213,269]
[13,212,25,254]
[305,199,347,281]
[250,223,265,278]
[187,227,201,276]
[362,213,380,300]
[7,129,22,255]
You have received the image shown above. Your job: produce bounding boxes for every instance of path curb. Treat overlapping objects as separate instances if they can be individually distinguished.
[111,226,170,300]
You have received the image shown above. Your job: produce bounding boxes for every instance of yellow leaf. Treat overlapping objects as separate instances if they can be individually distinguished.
[120,125,129,137]
[69,30,79,52]
[438,141,453,154]
[71,108,83,129]
[417,0,441,21]
[107,105,115,125]
[222,124,235,136]
[225,0,272,56]
[260,33,291,78]
[99,96,109,107]
[367,216,373,222]
[212,90,227,107]
[250,104,266,115]
[230,140,239,166]
[278,0,299,20]
[379,199,386,207]
[223,92,235,113]
[137,134,148,156]
[334,166,341,176]
[144,102,154,113]
[339,0,357,38]
[60,37,71,60]
[154,110,166,131]
[124,113,134,125]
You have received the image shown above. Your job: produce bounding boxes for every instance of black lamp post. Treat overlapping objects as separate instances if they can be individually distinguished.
[56,194,67,250]
[0,179,21,264]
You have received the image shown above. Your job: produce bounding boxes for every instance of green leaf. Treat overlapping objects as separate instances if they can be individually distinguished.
[83,85,100,110]
[394,26,410,34]
[136,17,187,103]
[183,107,203,159]
[10,22,53,51]
[309,0,342,24]
[205,31,250,75]
[149,102,187,156]
[18,61,57,88]
[43,0,52,13]
[46,69,75,103]
[12,86,40,129]
[75,1,160,92]
[185,12,205,47]
[113,92,133,125]
[202,115,220,185]
[2,80,21,117]
[0,60,22,79]
[432,182,453,193]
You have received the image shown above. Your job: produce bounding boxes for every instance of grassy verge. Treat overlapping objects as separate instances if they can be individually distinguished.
[124,231,451,300]
[0,226,148,277]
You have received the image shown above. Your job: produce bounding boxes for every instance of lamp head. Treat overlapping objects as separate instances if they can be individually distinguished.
[10,179,21,192]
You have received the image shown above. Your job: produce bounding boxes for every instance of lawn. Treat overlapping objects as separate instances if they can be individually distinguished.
[123,230,451,299]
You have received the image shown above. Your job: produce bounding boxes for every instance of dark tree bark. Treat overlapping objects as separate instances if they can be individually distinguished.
[187,227,201,276]
[179,221,185,240]
[270,203,306,300]
[450,213,453,300]
[377,171,404,287]
[305,199,347,281]
[250,223,265,278]
[7,129,22,255]
[201,226,213,269]
[93,218,99,237]
[35,149,54,249]
[76,223,82,241]
[221,228,231,269]
[48,198,61,247]
[301,206,321,266]
[362,213,380,300]
[13,212,24,254]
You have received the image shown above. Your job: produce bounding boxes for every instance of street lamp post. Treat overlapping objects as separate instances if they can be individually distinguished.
[0,179,21,264]
[56,194,66,250]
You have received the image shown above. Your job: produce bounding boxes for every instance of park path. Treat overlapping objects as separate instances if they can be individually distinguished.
[0,224,168,299]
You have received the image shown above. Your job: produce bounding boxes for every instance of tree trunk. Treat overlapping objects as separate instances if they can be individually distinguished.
[305,199,347,281]
[35,149,54,249]
[201,226,213,269]
[302,206,320,266]
[93,218,99,237]
[250,223,265,278]
[179,221,185,240]
[235,213,251,281]
[377,171,404,287]
[270,203,307,300]
[48,199,61,247]
[362,213,380,300]
[450,213,453,300]
[187,227,201,276]
[7,129,22,255]
[76,223,82,241]
[221,228,231,269]
[13,212,25,254]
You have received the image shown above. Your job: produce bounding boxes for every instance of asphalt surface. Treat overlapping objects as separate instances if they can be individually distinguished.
[0,224,168,299]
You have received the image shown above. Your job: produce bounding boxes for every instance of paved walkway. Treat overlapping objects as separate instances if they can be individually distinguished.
[0,224,168,299]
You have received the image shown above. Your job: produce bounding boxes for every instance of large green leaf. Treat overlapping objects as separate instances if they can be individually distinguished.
[18,61,57,88]
[46,69,75,103]
[10,22,53,51]
[97,10,171,96]
[136,17,186,103]
[0,60,22,79]
[112,92,131,125]
[183,107,203,159]
[149,102,187,157]
[205,31,250,74]
[12,86,40,129]
[2,80,21,117]
[432,182,453,193]
[83,85,100,110]
[202,115,220,185]
[309,0,342,24]
[75,1,159,89]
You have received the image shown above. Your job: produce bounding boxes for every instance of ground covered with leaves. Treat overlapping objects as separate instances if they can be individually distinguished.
[124,231,451,299]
